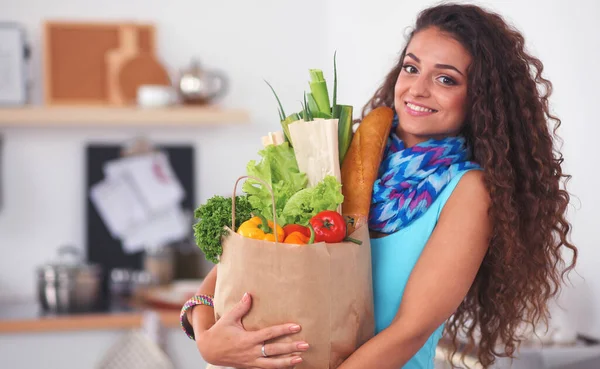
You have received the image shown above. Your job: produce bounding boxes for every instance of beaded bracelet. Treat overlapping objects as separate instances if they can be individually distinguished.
[180,294,214,340]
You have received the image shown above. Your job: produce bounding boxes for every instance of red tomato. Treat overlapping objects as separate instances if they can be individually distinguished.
[309,210,346,243]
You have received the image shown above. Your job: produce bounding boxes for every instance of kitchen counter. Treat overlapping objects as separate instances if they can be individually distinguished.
[0,300,180,334]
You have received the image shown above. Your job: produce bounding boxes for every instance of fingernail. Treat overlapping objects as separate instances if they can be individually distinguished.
[290,324,301,332]
[297,342,309,350]
[291,357,303,365]
[242,293,249,302]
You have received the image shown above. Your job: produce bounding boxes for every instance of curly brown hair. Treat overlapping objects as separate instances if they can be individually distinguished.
[362,3,577,368]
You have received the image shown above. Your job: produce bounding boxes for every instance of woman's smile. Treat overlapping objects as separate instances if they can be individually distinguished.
[404,101,438,116]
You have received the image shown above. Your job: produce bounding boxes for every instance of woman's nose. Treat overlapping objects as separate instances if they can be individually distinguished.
[408,75,431,98]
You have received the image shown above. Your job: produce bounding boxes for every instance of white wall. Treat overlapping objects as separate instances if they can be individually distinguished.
[0,0,330,299]
[1,0,599,339]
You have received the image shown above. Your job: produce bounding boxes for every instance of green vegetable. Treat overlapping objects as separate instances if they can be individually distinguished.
[267,54,354,158]
[280,175,344,226]
[309,69,332,117]
[336,104,353,163]
[243,142,308,223]
[265,80,294,146]
[332,51,338,116]
[193,195,254,264]
[306,92,319,116]
[331,53,353,164]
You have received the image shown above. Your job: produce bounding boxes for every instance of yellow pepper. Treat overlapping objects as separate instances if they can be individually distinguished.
[237,215,285,242]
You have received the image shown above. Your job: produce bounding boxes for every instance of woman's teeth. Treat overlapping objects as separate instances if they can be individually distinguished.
[406,102,436,113]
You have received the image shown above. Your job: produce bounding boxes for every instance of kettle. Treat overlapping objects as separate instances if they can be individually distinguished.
[176,58,228,105]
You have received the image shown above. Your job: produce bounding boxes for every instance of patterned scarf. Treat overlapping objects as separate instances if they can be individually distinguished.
[368,115,480,234]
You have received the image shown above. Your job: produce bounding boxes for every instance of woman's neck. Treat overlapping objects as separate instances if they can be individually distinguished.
[396,126,460,147]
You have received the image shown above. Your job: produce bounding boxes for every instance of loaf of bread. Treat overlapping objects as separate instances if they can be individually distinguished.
[341,106,394,233]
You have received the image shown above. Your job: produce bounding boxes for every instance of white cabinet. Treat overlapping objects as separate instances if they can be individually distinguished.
[0,328,207,369]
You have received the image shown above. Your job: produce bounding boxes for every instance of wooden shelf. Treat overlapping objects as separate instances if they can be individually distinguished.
[0,105,250,126]
[0,310,180,333]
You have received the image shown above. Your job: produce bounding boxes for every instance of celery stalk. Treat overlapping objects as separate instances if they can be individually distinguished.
[337,104,353,164]
[309,69,332,117]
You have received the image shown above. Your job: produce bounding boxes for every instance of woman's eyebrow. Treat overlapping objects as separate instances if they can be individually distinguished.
[406,52,465,76]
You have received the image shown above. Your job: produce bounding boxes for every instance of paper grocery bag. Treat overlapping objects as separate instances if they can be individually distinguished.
[214,223,375,369]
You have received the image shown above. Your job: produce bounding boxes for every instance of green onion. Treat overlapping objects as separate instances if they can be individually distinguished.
[332,51,338,118]
[265,80,285,121]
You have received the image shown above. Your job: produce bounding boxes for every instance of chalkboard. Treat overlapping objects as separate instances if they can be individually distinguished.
[85,143,195,305]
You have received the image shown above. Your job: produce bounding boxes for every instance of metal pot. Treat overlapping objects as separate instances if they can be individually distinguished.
[37,246,103,313]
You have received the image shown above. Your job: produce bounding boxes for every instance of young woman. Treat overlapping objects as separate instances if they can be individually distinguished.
[181,3,577,368]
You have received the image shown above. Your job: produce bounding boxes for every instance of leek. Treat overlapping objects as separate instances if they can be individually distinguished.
[281,113,299,147]
[306,92,319,116]
[309,69,332,118]
[265,54,354,158]
[337,105,353,163]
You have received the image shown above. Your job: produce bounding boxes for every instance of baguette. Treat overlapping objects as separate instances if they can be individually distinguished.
[341,106,394,232]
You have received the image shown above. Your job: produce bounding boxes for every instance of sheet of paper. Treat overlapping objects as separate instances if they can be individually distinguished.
[104,152,185,213]
[89,177,148,238]
[121,206,190,253]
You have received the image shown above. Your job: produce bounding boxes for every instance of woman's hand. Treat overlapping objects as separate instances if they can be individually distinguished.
[196,292,309,369]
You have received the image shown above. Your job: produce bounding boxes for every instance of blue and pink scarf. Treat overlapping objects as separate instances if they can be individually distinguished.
[368,115,480,234]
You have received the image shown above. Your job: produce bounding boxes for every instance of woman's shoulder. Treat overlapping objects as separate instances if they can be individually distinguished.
[458,169,487,193]
[441,169,491,220]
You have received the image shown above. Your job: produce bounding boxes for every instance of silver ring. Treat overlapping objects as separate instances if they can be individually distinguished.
[261,343,268,357]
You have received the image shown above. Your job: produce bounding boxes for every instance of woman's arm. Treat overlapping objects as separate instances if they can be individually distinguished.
[339,171,492,369]
[188,265,217,335]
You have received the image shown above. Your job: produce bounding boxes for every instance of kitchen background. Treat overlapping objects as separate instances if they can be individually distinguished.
[0,0,598,368]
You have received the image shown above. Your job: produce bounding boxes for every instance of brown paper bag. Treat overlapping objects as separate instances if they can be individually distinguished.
[212,176,375,369]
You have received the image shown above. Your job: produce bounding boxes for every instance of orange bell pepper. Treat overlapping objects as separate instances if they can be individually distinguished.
[237,215,285,242]
[284,231,310,245]
[283,224,316,245]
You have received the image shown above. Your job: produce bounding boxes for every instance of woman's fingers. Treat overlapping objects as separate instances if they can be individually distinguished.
[252,323,302,342]
[254,355,303,369]
[224,292,252,323]
[260,341,309,357]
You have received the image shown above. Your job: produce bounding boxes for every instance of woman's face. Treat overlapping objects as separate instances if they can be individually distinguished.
[394,27,472,147]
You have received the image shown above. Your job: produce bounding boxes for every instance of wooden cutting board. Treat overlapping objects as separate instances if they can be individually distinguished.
[44,21,155,105]
[118,52,171,105]
[105,25,171,106]
[105,25,139,105]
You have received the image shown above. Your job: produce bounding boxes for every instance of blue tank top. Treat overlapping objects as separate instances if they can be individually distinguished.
[370,169,474,369]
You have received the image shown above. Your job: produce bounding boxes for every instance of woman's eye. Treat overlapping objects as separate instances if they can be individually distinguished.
[437,76,456,85]
[402,64,418,74]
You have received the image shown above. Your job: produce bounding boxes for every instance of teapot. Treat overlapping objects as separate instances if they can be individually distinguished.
[176,58,228,105]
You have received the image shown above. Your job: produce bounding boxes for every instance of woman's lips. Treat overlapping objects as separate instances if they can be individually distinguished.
[404,101,437,117]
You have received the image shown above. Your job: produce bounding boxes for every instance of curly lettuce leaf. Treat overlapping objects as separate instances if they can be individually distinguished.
[193,195,253,264]
[280,175,344,226]
[243,142,308,223]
